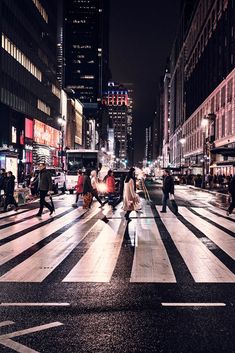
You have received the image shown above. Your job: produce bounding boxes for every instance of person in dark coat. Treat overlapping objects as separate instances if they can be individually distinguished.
[161,169,174,213]
[32,163,53,217]
[227,175,235,216]
[4,171,18,211]
[0,168,6,192]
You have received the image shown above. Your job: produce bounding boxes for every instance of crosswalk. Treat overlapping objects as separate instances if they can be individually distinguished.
[0,201,234,284]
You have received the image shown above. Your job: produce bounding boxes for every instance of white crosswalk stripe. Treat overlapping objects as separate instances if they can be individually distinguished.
[0,203,234,283]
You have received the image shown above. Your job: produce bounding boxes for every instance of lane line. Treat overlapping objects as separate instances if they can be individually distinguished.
[0,338,39,353]
[156,206,235,283]
[161,303,226,307]
[179,207,235,260]
[0,303,70,307]
[0,321,15,327]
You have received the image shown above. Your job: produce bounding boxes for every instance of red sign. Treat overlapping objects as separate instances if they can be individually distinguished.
[25,118,34,139]
[34,119,60,148]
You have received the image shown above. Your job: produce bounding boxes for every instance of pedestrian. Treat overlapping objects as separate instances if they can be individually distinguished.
[90,170,104,207]
[105,169,116,210]
[83,169,93,209]
[227,175,235,216]
[32,163,54,217]
[72,170,84,207]
[160,169,174,213]
[4,171,18,212]
[123,167,140,220]
[29,171,38,196]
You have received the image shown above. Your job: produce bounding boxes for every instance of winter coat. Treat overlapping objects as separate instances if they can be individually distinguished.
[5,175,16,195]
[106,175,115,193]
[75,175,84,193]
[122,178,140,211]
[83,175,93,194]
[228,176,235,196]
[91,170,99,190]
[0,174,6,191]
[162,175,174,195]
[34,169,52,191]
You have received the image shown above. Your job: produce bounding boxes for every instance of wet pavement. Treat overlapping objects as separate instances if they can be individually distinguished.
[0,185,234,353]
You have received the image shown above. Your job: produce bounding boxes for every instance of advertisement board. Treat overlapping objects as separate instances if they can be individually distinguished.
[6,156,18,182]
[34,119,60,148]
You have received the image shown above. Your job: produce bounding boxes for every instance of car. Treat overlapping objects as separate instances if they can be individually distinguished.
[34,167,66,194]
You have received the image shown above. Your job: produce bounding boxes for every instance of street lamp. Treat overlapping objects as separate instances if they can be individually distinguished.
[179,137,186,173]
[58,116,66,170]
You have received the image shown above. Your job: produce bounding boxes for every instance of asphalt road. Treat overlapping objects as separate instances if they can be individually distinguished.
[0,184,234,353]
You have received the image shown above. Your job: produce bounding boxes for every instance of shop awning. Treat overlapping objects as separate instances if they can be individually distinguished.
[210,147,235,157]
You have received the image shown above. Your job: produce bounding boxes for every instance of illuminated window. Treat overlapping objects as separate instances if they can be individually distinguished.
[32,0,48,23]
[1,33,42,81]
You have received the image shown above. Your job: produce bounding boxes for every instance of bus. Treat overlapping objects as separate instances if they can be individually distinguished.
[65,149,101,193]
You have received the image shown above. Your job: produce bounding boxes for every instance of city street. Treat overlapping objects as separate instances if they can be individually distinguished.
[0,183,234,353]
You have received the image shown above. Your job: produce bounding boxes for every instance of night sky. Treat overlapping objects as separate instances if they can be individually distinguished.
[110,0,182,163]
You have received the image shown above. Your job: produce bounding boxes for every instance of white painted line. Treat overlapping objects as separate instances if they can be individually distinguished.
[63,219,126,282]
[0,322,63,340]
[0,209,27,219]
[0,338,39,353]
[179,207,235,260]
[156,206,235,283]
[0,303,70,307]
[161,303,226,307]
[0,209,100,282]
[0,207,66,240]
[130,216,176,283]
[0,208,86,266]
[0,321,15,327]
[192,207,235,233]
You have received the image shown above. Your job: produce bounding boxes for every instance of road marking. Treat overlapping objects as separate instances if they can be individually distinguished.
[192,207,235,232]
[63,218,126,282]
[156,206,235,283]
[0,207,66,240]
[0,209,27,219]
[130,214,176,283]
[0,209,100,282]
[161,303,226,307]
[0,321,15,327]
[179,207,235,260]
[0,303,70,307]
[0,208,86,266]
[0,321,63,353]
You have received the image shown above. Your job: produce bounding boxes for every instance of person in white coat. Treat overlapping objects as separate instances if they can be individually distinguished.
[123,167,140,220]
[90,170,103,207]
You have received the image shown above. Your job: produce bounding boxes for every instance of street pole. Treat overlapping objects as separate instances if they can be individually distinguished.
[202,130,206,189]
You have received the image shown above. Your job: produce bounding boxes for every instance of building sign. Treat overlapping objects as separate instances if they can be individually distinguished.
[12,126,17,143]
[25,118,34,139]
[75,111,83,145]
[6,156,18,181]
[34,119,60,148]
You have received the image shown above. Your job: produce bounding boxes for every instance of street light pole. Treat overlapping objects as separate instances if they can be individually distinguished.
[58,116,65,170]
[179,137,186,174]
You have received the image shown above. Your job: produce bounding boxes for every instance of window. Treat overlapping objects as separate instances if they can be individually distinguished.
[52,84,61,99]
[37,99,50,115]
[221,86,226,107]
[221,114,225,137]
[1,33,42,81]
[216,91,220,111]
[32,0,48,23]
[227,79,233,102]
[227,110,232,135]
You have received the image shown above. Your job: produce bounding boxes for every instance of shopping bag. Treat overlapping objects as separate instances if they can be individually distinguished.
[169,193,175,201]
[171,199,178,214]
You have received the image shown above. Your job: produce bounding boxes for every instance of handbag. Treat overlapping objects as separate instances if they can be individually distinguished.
[49,195,55,211]
[169,193,175,201]
[170,193,178,215]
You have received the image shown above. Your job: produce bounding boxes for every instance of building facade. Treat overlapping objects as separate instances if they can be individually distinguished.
[0,0,61,176]
[102,82,129,161]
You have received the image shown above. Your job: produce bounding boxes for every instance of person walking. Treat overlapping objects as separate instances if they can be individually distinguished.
[91,170,104,207]
[160,169,174,213]
[33,163,54,217]
[72,170,84,207]
[123,167,140,220]
[106,169,116,210]
[3,171,18,212]
[83,169,93,209]
[227,175,235,216]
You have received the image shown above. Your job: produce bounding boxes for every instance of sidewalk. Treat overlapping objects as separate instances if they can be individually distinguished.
[188,185,230,200]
